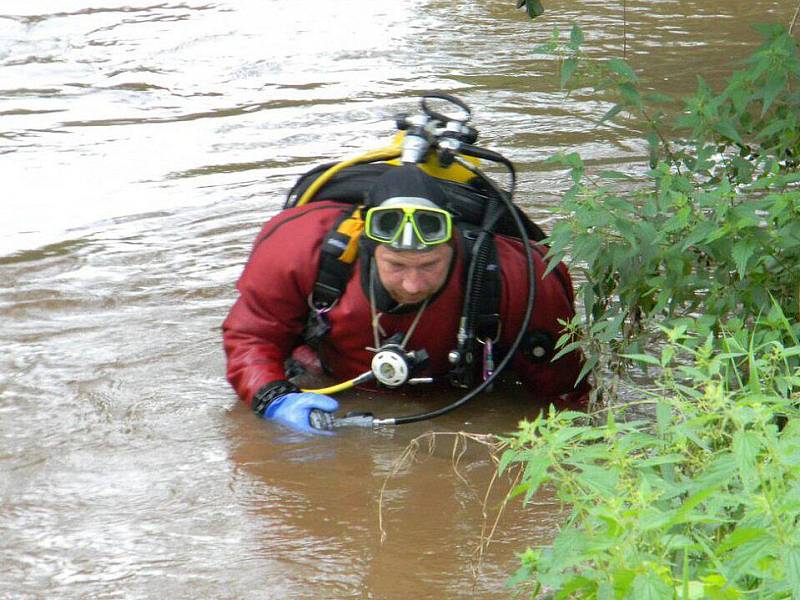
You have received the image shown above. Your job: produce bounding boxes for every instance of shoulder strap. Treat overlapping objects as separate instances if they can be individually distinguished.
[303,207,364,347]
[312,206,364,308]
[464,232,501,342]
[448,229,501,388]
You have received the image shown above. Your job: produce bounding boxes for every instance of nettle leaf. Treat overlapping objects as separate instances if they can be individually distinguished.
[655,401,672,437]
[600,103,624,124]
[647,130,660,169]
[632,569,673,600]
[682,220,718,250]
[521,455,553,502]
[733,431,762,490]
[785,545,800,598]
[497,448,518,475]
[598,169,633,180]
[569,22,584,50]
[760,73,787,116]
[713,120,743,144]
[621,353,661,366]
[731,241,756,278]
[724,534,779,581]
[618,82,642,107]
[717,527,769,554]
[606,58,638,82]
[561,57,578,89]
[643,92,674,104]
[576,463,619,497]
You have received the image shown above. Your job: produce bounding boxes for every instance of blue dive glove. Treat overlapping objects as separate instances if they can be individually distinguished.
[263,392,339,435]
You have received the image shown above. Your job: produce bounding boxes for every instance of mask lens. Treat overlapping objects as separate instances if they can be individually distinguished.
[370,209,403,240]
[414,210,447,242]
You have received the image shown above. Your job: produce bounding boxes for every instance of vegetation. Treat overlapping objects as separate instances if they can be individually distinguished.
[500,23,800,599]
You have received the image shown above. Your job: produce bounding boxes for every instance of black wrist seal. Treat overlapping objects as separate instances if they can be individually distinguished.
[252,380,300,416]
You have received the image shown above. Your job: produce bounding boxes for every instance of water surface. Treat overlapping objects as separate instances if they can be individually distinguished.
[1,0,795,597]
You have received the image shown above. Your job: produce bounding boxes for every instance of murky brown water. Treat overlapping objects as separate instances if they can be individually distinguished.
[1,0,795,597]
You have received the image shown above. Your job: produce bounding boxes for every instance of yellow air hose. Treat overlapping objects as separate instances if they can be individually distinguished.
[302,370,374,395]
[296,146,402,206]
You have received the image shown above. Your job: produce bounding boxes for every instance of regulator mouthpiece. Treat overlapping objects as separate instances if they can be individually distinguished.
[370,344,429,388]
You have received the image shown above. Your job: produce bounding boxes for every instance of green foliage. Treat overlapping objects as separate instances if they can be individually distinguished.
[504,23,800,599]
[502,326,800,598]
[542,24,800,399]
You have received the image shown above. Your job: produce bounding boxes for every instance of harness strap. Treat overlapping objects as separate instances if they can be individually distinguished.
[311,207,364,308]
[448,230,501,388]
[473,239,501,342]
[303,207,364,348]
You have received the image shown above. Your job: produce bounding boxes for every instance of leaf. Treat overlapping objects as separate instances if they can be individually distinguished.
[600,103,624,124]
[526,0,545,19]
[497,448,518,475]
[607,58,638,82]
[717,527,769,554]
[561,57,578,89]
[784,545,800,599]
[732,430,761,476]
[520,455,553,502]
[731,241,755,278]
[568,22,584,50]
[632,569,673,600]
[643,92,674,104]
[647,130,659,168]
[656,401,672,437]
[681,221,717,250]
[598,169,633,179]
[666,486,718,527]
[760,73,787,116]
[636,453,684,468]
[575,463,619,497]
[713,120,743,144]
[618,82,642,107]
[621,353,661,366]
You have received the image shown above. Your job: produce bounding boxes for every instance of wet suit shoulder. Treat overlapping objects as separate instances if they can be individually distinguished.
[222,201,352,406]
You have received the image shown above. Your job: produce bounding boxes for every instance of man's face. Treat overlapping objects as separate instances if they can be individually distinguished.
[373,243,454,305]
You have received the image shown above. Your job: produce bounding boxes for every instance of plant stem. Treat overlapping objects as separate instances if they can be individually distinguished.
[623,0,628,60]
[790,1,800,36]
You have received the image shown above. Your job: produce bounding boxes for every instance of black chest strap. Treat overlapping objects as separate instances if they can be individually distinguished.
[303,207,364,345]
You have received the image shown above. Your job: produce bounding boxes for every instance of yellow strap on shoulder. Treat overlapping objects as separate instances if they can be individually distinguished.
[336,207,364,264]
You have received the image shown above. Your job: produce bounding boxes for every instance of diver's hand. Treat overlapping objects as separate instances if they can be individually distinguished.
[263,392,338,435]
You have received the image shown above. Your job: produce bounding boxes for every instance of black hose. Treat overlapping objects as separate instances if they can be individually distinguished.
[461,196,498,348]
[459,144,517,192]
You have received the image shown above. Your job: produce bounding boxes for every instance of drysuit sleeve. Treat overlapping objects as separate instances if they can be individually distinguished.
[222,208,327,407]
[496,236,590,406]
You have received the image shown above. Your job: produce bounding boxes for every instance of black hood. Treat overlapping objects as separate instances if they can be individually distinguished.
[366,164,450,209]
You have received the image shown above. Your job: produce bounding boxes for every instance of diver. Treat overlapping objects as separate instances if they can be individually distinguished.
[223,162,588,434]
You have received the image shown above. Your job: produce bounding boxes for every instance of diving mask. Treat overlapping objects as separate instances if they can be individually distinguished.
[364,197,452,251]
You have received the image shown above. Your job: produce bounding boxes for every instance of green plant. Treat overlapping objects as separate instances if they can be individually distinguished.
[501,23,800,599]
[543,25,800,402]
[501,323,800,598]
